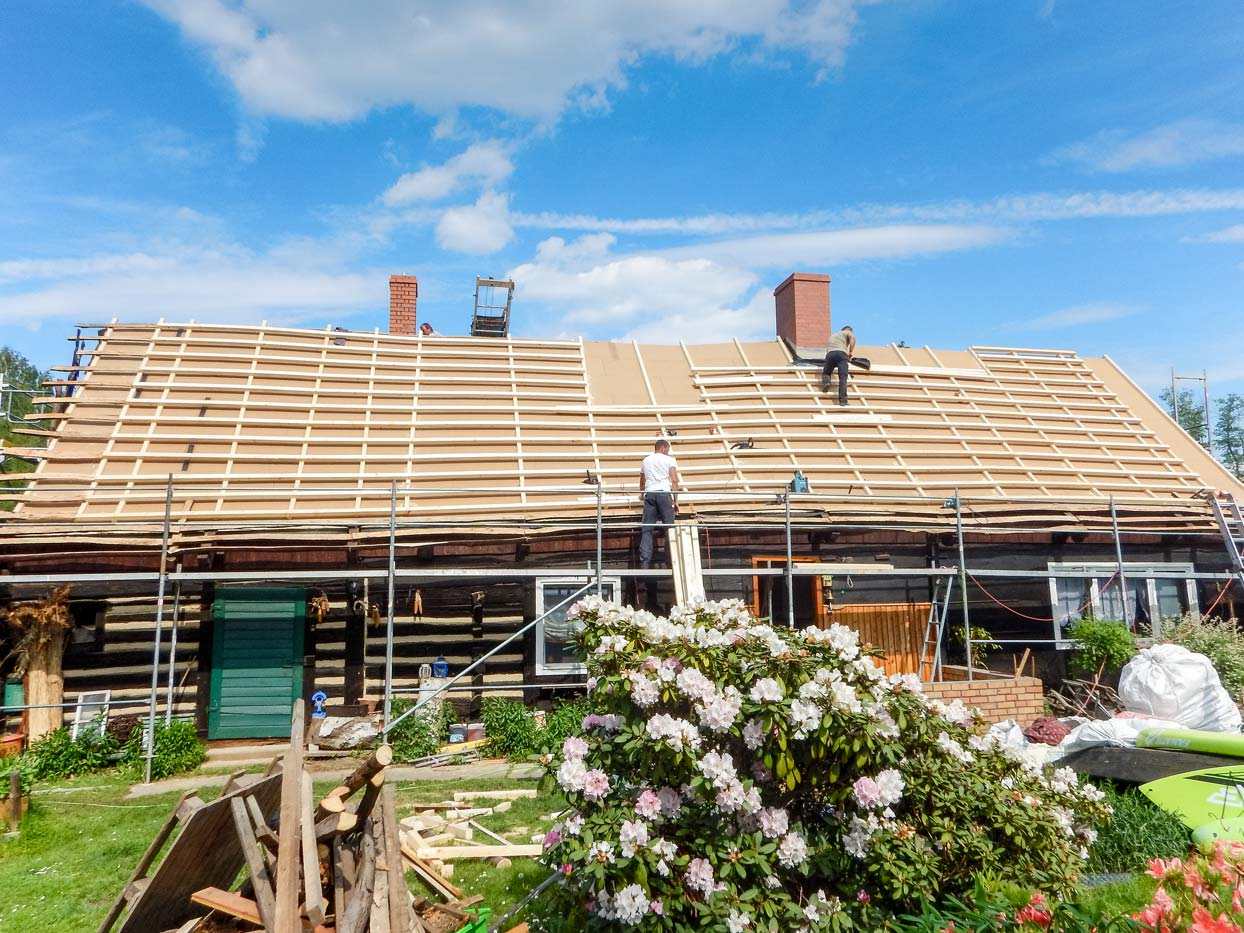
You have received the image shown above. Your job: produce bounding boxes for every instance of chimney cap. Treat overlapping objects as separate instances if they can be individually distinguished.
[774,272,830,295]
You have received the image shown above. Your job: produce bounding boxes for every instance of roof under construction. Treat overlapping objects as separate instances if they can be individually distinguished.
[3,320,1242,558]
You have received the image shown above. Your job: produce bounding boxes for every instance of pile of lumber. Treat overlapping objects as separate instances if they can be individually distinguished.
[100,701,491,933]
[397,790,542,881]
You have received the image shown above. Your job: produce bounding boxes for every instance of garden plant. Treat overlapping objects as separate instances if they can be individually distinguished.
[536,598,1112,931]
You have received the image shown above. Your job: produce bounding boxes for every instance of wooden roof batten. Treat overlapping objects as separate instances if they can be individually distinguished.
[5,322,1243,556]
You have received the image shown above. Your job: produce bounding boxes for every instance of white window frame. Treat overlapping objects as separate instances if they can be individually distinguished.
[534,577,620,676]
[1047,561,1198,643]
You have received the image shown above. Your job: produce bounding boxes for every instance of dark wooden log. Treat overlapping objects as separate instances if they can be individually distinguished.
[338,827,376,933]
[317,744,392,814]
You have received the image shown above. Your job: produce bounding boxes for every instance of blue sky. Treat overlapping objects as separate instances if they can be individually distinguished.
[1,1,1242,397]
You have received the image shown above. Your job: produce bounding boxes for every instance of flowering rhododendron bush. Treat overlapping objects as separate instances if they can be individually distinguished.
[535,598,1111,931]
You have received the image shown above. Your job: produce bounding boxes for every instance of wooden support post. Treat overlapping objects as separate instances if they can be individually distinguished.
[300,772,326,926]
[273,699,305,933]
[344,599,365,706]
[230,796,277,931]
[317,744,392,813]
[381,784,413,933]
[7,770,20,834]
[355,770,385,823]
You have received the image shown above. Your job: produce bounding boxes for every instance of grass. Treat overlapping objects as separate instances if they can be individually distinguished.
[1075,875,1155,925]
[1085,781,1191,875]
[0,765,559,933]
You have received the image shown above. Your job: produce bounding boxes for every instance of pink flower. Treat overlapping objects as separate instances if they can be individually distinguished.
[650,900,664,915]
[853,776,883,808]
[635,789,662,820]
[562,736,588,761]
[561,863,573,875]
[856,890,871,903]
[1147,857,1182,880]
[1190,906,1239,933]
[543,829,561,849]
[582,768,610,800]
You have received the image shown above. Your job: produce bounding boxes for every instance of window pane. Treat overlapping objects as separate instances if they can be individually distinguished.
[1054,577,1090,627]
[1098,577,1145,626]
[1154,579,1189,620]
[541,583,614,669]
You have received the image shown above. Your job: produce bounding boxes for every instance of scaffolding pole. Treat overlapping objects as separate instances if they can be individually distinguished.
[143,477,173,785]
[784,492,794,628]
[163,567,182,725]
[954,490,973,682]
[1110,496,1132,629]
[383,481,397,729]
[596,482,603,595]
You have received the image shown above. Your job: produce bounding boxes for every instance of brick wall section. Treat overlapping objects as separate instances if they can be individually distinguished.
[389,274,418,335]
[924,676,1046,727]
[774,272,830,352]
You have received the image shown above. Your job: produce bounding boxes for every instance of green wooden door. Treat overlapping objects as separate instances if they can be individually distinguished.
[208,588,305,739]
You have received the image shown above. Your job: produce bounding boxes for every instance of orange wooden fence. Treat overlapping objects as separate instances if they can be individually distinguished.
[825,602,929,676]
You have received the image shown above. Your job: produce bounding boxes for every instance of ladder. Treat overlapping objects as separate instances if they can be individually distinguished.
[469,276,515,337]
[1209,493,1244,593]
[919,572,955,683]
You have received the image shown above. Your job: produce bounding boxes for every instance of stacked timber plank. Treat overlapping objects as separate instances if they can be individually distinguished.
[397,789,541,880]
[99,701,489,933]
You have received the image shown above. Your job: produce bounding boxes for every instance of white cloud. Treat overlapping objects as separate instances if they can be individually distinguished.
[383,142,513,205]
[0,242,379,326]
[514,187,1244,236]
[1185,224,1244,244]
[1049,120,1244,173]
[509,223,1002,342]
[140,0,867,121]
[1011,303,1137,331]
[435,191,515,254]
[659,224,1011,267]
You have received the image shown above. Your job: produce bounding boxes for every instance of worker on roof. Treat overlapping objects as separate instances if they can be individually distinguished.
[419,322,441,336]
[821,325,856,406]
[638,439,680,606]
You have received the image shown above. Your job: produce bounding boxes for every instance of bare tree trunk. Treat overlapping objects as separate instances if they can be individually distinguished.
[25,637,65,739]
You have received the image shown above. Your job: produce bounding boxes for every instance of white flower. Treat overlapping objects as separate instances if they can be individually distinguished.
[742,719,766,749]
[749,678,784,703]
[698,750,738,790]
[685,857,721,896]
[557,758,587,793]
[646,713,701,752]
[777,831,809,867]
[726,908,751,932]
[588,840,616,863]
[561,736,588,761]
[759,806,789,839]
[611,884,649,925]
[935,731,975,764]
[619,819,650,857]
[789,698,821,737]
[696,688,742,733]
[595,634,628,655]
[562,812,584,835]
[629,673,659,707]
[874,769,905,808]
[675,667,716,702]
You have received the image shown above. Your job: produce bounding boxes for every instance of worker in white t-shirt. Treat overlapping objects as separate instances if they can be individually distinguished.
[638,440,680,602]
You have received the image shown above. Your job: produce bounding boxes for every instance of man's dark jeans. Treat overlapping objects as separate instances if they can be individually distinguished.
[639,492,676,568]
[822,350,850,404]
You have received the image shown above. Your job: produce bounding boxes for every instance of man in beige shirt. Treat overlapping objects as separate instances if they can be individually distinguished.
[821,325,856,406]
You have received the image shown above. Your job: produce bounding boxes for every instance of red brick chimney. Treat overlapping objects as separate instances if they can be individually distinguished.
[389,274,418,335]
[774,272,830,356]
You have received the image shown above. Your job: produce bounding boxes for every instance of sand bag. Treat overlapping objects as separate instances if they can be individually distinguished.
[1118,644,1241,732]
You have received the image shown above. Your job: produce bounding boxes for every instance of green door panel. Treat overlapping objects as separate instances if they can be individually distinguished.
[208,587,305,739]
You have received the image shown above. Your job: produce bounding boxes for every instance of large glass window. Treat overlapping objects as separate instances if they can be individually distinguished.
[535,579,618,675]
[1048,563,1198,640]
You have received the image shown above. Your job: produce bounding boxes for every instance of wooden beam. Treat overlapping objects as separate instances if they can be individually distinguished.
[230,796,277,930]
[274,699,306,933]
[191,887,262,926]
[300,772,326,926]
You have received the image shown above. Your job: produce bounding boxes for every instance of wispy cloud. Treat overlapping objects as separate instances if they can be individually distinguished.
[383,142,513,205]
[1184,224,1244,244]
[1009,303,1138,332]
[1048,119,1244,173]
[512,187,1244,236]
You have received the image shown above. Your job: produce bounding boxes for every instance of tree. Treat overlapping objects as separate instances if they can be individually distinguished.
[1,346,48,509]
[1215,393,1244,480]
[1159,386,1208,447]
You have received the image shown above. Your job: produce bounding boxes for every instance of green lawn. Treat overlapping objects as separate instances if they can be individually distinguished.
[0,768,560,933]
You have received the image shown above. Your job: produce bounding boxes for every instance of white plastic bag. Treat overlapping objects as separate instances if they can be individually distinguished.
[1056,716,1183,757]
[1118,644,1242,732]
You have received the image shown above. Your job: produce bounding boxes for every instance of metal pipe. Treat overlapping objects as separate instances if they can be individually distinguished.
[143,476,173,784]
[164,568,182,725]
[784,492,794,628]
[1110,497,1132,629]
[595,483,603,595]
[954,490,972,682]
[389,682,589,694]
[383,481,397,729]
[382,580,594,736]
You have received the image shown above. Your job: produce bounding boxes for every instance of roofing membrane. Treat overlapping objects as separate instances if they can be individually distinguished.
[4,321,1241,544]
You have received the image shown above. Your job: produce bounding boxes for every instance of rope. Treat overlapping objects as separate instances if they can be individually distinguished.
[1203,577,1235,617]
[966,570,1114,623]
